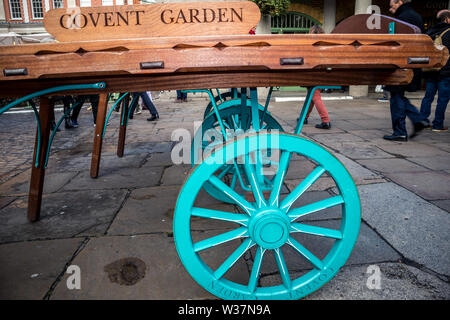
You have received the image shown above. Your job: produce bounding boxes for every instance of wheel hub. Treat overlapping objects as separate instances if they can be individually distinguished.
[249,208,290,249]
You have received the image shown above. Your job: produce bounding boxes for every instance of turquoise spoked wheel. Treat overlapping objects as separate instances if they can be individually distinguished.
[192,102,284,204]
[203,91,241,119]
[175,132,361,300]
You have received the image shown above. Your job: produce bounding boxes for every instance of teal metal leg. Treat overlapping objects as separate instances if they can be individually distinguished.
[103,92,129,138]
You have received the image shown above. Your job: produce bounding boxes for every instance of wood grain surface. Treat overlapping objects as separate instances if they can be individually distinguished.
[0,34,447,84]
[43,2,260,42]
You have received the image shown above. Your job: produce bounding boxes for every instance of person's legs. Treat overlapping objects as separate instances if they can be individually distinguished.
[388,91,408,138]
[311,91,330,123]
[420,78,438,125]
[140,92,158,116]
[89,95,99,124]
[139,92,159,121]
[176,90,182,102]
[432,76,450,130]
[403,95,426,136]
[63,96,75,129]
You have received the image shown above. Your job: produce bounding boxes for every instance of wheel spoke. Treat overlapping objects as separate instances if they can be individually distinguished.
[244,157,267,208]
[290,223,343,239]
[191,207,249,226]
[217,164,234,179]
[208,175,256,215]
[214,238,255,280]
[280,166,326,212]
[268,151,292,207]
[248,246,266,293]
[288,195,344,222]
[274,248,291,290]
[287,237,324,270]
[194,226,248,253]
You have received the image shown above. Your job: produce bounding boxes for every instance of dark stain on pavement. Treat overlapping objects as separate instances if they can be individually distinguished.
[104,257,146,286]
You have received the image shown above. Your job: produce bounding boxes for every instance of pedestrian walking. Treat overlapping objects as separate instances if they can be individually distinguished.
[419,10,450,132]
[383,0,427,141]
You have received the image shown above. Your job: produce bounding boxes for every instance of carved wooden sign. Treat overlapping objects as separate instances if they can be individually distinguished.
[43,1,261,42]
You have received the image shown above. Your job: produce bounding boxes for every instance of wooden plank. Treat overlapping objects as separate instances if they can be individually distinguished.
[27,96,52,222]
[0,35,446,82]
[90,93,108,178]
[0,34,436,56]
[0,69,414,98]
[43,2,260,42]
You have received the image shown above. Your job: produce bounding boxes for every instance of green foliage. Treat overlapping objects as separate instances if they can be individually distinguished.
[251,0,291,16]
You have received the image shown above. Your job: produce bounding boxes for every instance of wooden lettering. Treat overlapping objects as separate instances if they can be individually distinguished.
[218,8,228,22]
[116,11,129,26]
[203,8,215,23]
[161,9,173,24]
[89,12,101,27]
[175,10,188,24]
[189,9,201,23]
[104,12,115,27]
[44,2,261,41]
[230,8,243,22]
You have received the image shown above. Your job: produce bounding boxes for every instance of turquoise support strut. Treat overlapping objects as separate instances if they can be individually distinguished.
[103,92,129,138]
[0,82,106,168]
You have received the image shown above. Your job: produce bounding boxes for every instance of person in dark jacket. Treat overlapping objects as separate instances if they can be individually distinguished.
[419,10,450,132]
[384,0,427,141]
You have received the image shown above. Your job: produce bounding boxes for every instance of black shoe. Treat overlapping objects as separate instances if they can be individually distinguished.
[383,134,407,142]
[304,118,308,124]
[315,122,331,129]
[410,121,425,138]
[65,119,75,129]
[147,114,159,122]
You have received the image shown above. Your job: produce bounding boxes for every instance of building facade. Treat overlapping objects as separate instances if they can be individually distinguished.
[1,0,449,35]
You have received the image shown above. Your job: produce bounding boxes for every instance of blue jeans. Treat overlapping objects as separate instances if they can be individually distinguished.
[420,77,449,129]
[177,90,187,100]
[131,92,158,116]
[389,91,423,137]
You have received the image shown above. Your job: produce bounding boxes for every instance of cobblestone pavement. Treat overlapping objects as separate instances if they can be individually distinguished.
[0,90,448,300]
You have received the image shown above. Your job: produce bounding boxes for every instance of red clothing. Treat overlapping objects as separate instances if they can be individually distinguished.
[305,90,330,123]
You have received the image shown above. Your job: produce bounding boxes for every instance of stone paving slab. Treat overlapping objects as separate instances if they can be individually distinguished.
[160,165,192,186]
[0,170,78,196]
[431,200,450,213]
[0,238,84,299]
[47,153,148,174]
[356,158,428,174]
[0,189,127,243]
[61,166,164,191]
[377,142,449,158]
[384,171,450,201]
[261,262,449,300]
[50,234,222,299]
[319,142,395,160]
[407,156,450,171]
[358,183,450,276]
